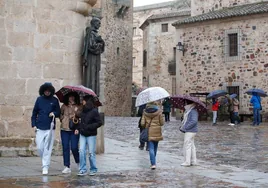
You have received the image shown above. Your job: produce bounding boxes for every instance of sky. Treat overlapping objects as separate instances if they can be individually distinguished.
[134,0,175,7]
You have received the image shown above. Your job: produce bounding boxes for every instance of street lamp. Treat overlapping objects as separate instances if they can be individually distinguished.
[176,42,185,56]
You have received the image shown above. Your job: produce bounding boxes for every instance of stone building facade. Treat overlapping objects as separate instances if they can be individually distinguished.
[173,1,268,114]
[133,0,190,87]
[101,0,133,116]
[0,0,132,144]
[140,11,190,95]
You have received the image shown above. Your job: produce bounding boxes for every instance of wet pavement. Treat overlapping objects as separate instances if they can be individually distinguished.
[0,117,268,187]
[105,117,268,173]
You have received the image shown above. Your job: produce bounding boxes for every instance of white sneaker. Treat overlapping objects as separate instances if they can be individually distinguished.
[181,162,191,167]
[228,123,235,126]
[42,168,48,175]
[62,167,71,174]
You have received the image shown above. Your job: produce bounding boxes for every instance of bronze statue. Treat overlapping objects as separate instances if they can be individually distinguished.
[82,17,105,96]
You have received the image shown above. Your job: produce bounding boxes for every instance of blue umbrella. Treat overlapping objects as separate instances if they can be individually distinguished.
[207,90,227,99]
[230,94,237,99]
[245,88,267,97]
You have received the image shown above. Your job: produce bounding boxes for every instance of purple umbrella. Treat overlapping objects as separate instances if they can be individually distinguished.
[170,95,207,114]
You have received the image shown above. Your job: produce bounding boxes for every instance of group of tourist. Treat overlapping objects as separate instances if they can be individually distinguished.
[31,82,263,175]
[138,97,198,169]
[211,93,262,126]
[31,82,102,176]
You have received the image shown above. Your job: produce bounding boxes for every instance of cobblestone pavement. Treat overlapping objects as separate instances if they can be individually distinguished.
[0,117,268,187]
[105,117,268,173]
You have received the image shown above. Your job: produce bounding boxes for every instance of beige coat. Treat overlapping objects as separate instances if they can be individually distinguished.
[60,104,82,131]
[233,99,239,113]
[141,109,164,141]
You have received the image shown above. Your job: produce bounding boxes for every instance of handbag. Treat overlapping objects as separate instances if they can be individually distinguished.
[139,118,153,143]
[69,117,79,131]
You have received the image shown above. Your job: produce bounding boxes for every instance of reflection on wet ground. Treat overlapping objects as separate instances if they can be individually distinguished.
[0,170,240,188]
[1,117,267,187]
[105,117,268,173]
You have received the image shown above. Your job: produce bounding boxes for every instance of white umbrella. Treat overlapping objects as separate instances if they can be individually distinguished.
[135,87,170,107]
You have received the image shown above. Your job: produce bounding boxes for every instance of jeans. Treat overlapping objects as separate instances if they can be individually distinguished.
[148,141,158,166]
[79,135,97,173]
[253,108,261,125]
[35,129,55,169]
[212,111,217,124]
[164,112,170,122]
[233,112,240,125]
[61,130,79,168]
[182,132,197,165]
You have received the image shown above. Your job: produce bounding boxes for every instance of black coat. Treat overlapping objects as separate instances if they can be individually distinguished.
[78,103,102,137]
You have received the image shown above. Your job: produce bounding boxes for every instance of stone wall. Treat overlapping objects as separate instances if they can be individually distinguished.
[143,17,188,94]
[101,0,133,116]
[133,0,190,87]
[191,0,267,16]
[0,0,91,138]
[176,14,268,113]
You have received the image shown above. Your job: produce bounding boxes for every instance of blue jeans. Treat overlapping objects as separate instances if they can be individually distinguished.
[61,130,79,167]
[148,141,158,166]
[79,135,97,173]
[233,112,240,125]
[253,108,261,125]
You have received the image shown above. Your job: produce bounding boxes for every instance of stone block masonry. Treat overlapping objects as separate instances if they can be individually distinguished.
[0,0,87,138]
[177,15,268,114]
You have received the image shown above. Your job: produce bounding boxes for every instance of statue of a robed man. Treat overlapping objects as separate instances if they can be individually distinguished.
[82,17,105,96]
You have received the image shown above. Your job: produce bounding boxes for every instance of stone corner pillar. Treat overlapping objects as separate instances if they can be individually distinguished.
[96,112,105,154]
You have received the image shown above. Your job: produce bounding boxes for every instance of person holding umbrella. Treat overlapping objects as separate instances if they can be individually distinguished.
[141,101,164,170]
[212,98,220,125]
[60,92,82,174]
[180,99,199,167]
[76,95,102,176]
[250,92,262,126]
[31,82,60,175]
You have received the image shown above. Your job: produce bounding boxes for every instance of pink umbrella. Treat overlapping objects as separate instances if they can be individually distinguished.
[170,95,207,114]
[56,85,102,107]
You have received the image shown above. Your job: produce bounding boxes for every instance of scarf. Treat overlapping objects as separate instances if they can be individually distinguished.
[182,104,196,127]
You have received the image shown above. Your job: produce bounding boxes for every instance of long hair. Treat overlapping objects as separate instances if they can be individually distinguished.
[63,92,80,105]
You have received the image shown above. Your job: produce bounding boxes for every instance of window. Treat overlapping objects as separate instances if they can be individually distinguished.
[132,57,136,66]
[133,27,137,36]
[161,23,168,32]
[224,29,241,62]
[143,50,147,67]
[228,33,238,56]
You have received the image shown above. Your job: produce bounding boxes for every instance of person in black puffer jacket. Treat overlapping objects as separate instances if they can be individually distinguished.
[76,95,102,176]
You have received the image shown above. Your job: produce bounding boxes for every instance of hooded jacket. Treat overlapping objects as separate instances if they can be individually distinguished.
[31,83,60,130]
[141,106,164,142]
[77,100,102,137]
[60,92,82,131]
[250,93,261,109]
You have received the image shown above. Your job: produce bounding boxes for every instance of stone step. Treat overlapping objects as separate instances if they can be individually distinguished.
[0,138,62,157]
